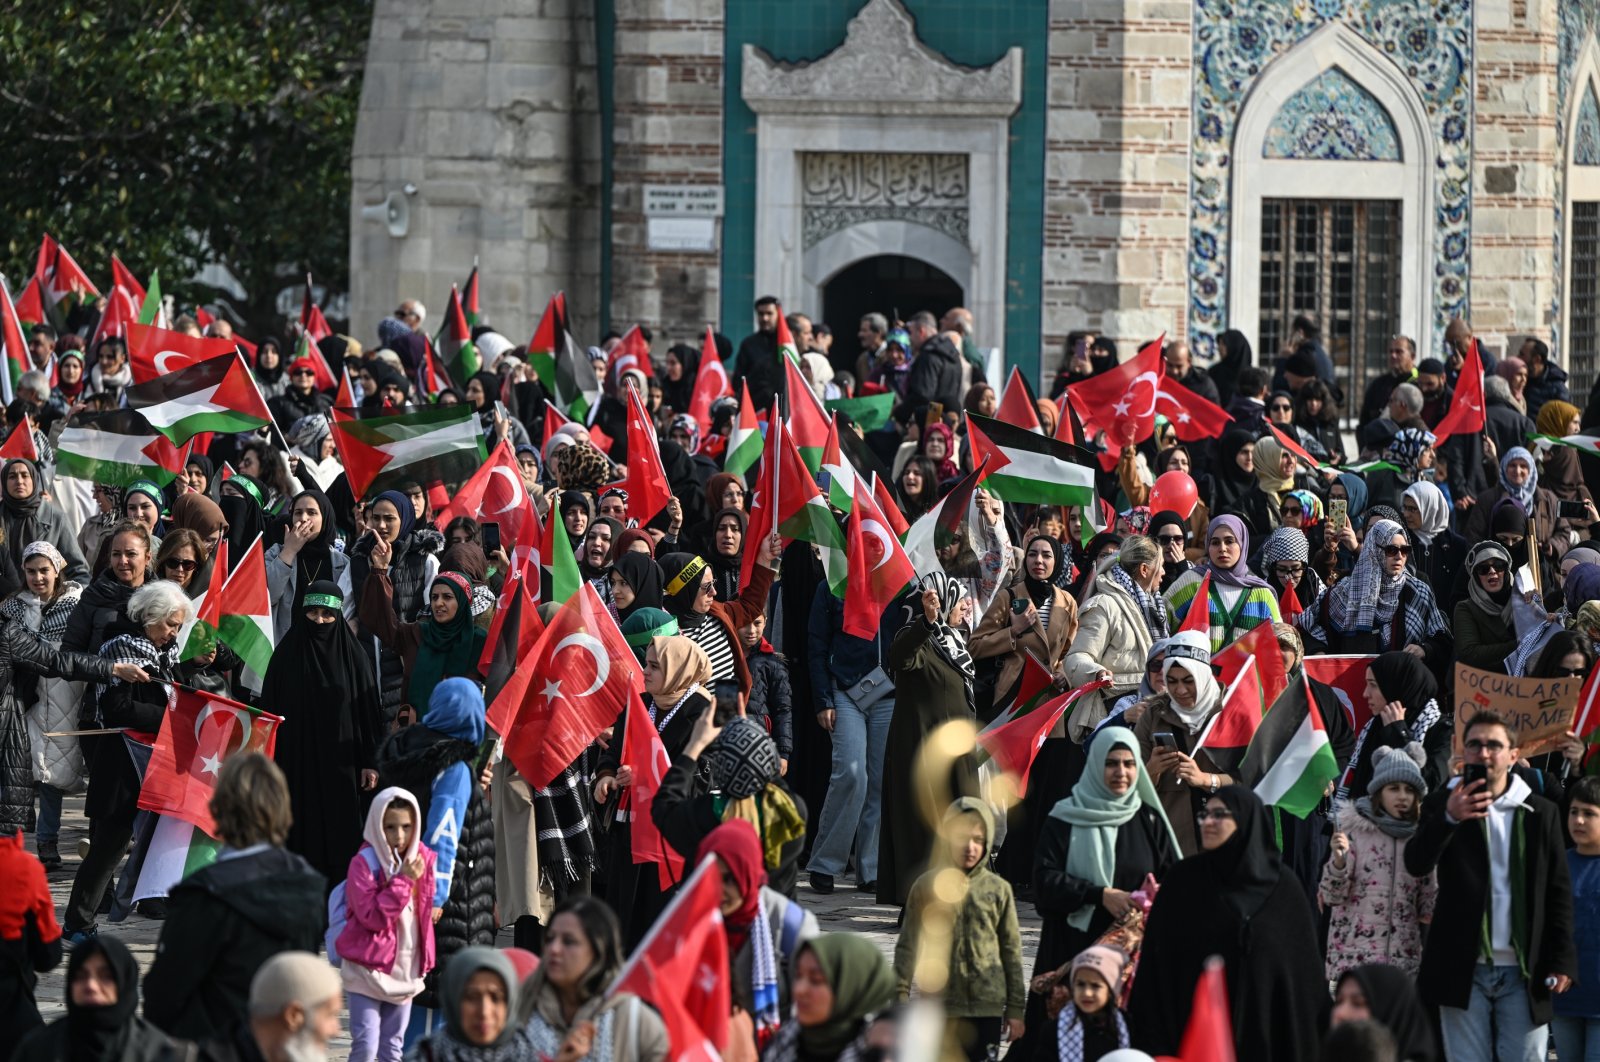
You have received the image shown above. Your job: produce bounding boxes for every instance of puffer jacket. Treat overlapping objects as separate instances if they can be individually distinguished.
[374,721,494,1007]
[351,529,441,723]
[744,641,793,759]
[4,585,87,792]
[1319,804,1437,980]
[0,621,118,833]
[1059,575,1157,740]
[893,799,1025,1020]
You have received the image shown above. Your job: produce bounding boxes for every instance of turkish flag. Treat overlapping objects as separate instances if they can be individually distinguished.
[127,324,239,384]
[541,398,571,453]
[502,582,643,788]
[977,680,1109,796]
[620,381,673,524]
[871,472,910,539]
[1156,375,1233,442]
[844,475,915,639]
[610,855,730,1058]
[110,255,147,307]
[138,686,282,837]
[1433,339,1487,440]
[608,325,654,384]
[687,325,731,434]
[433,440,539,567]
[1211,620,1288,709]
[1176,572,1212,636]
[89,285,139,348]
[0,421,38,462]
[1302,654,1378,734]
[482,563,545,738]
[1164,958,1236,1062]
[300,283,333,342]
[782,353,831,459]
[1065,334,1165,452]
[996,365,1042,431]
[620,687,685,888]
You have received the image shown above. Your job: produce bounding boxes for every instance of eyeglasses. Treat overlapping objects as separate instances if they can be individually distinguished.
[162,558,198,572]
[1381,544,1411,558]
[1157,534,1186,546]
[699,581,716,596]
[1464,739,1507,753]
[1147,660,1165,673]
[1474,561,1509,576]
[1196,808,1235,822]
[1273,563,1305,577]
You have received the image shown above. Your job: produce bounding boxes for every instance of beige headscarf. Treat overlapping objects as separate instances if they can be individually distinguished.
[650,635,713,708]
[1253,434,1294,495]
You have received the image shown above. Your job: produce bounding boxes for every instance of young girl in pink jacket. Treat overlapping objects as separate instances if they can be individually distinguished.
[337,786,437,1062]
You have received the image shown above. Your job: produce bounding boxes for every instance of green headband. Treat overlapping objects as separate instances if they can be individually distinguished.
[228,476,266,509]
[624,616,678,647]
[303,593,343,611]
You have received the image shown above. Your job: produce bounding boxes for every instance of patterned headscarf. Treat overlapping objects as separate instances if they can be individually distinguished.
[918,571,975,712]
[21,540,66,572]
[1259,526,1309,567]
[1383,427,1437,480]
[555,442,612,492]
[1286,489,1323,524]
[1500,446,1538,512]
[1252,434,1294,494]
[670,413,701,455]
[706,716,781,800]
[1327,518,1409,631]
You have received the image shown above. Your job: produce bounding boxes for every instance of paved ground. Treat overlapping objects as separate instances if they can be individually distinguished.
[37,794,1040,1053]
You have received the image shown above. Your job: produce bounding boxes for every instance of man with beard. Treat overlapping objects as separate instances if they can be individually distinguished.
[201,952,343,1062]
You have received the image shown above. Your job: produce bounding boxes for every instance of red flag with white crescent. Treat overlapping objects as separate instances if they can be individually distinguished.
[138,686,282,837]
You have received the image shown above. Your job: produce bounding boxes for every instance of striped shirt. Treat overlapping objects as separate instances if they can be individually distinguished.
[683,617,738,684]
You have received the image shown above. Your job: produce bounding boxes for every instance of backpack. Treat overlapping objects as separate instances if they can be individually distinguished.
[325,846,384,966]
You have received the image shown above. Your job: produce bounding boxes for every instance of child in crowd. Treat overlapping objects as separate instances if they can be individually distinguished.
[894,798,1025,1062]
[1554,776,1600,1061]
[335,787,436,1062]
[1320,743,1436,980]
[740,613,793,774]
[1038,946,1132,1061]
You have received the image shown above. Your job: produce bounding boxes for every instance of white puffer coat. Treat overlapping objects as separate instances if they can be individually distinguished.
[7,584,89,791]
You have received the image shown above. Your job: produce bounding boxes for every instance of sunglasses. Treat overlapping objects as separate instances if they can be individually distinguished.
[1381,544,1411,558]
[1474,561,1509,576]
[1281,505,1303,516]
[1157,534,1186,546]
[162,558,198,572]
[291,368,316,377]
[1270,404,1293,412]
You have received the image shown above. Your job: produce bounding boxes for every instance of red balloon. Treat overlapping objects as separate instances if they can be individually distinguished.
[1150,470,1199,519]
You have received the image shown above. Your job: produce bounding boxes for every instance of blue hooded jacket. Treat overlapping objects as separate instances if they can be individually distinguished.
[420,677,484,906]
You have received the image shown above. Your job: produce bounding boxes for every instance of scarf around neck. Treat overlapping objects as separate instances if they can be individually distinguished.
[1328,518,1408,631]
[1102,561,1169,642]
[1202,515,1271,590]
[409,573,486,708]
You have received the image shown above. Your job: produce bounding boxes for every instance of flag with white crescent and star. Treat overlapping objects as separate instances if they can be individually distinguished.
[138,685,282,837]
[1065,333,1166,455]
[503,581,643,789]
[432,439,540,570]
[844,473,916,639]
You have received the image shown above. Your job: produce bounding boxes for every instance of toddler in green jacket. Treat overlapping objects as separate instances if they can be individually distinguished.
[893,797,1026,1061]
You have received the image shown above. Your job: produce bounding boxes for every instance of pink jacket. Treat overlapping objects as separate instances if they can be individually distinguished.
[1318,805,1437,979]
[336,787,438,977]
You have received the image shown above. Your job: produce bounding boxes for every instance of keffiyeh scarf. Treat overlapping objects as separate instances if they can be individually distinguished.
[94,633,178,723]
[918,571,976,710]
[751,891,781,1042]
[1057,1006,1130,1062]
[533,762,596,888]
[1102,561,1170,642]
[1336,699,1441,806]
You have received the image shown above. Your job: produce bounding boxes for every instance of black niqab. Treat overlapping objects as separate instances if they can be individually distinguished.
[220,476,268,566]
[285,488,338,617]
[1337,965,1438,1062]
[1193,785,1282,924]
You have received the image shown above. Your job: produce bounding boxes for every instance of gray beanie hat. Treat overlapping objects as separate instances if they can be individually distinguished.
[1367,741,1427,798]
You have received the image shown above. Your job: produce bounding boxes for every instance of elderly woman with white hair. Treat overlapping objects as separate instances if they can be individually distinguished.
[61,580,189,942]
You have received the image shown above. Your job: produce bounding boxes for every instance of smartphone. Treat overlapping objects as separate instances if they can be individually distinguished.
[1559,499,1589,521]
[1154,732,1178,750]
[480,521,502,556]
[1329,498,1348,534]
[1461,762,1489,789]
[712,681,741,727]
[1011,596,1030,615]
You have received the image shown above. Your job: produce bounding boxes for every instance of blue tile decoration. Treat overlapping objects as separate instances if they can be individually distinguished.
[1553,2,1600,361]
[1262,67,1401,161]
[1188,0,1473,359]
[1578,84,1600,167]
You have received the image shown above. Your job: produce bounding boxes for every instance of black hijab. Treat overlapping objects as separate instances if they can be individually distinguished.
[255,337,286,385]
[185,453,219,500]
[1020,534,1062,607]
[64,936,142,1062]
[708,506,747,601]
[1369,650,1437,715]
[0,457,43,571]
[1336,965,1438,1062]
[469,371,500,414]
[219,477,267,564]
[285,488,339,613]
[1211,429,1259,513]
[613,551,664,623]
[659,551,708,623]
[1193,785,1282,924]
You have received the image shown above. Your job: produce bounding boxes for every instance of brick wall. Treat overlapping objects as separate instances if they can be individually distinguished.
[1041,0,1191,384]
[608,0,724,346]
[350,0,603,344]
[1471,0,1560,359]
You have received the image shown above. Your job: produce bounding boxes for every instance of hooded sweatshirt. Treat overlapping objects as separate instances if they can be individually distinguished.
[337,785,437,1003]
[892,798,1026,1019]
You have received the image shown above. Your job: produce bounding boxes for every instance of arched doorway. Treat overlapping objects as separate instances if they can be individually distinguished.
[821,254,964,376]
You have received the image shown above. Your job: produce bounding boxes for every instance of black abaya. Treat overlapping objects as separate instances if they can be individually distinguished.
[261,581,384,886]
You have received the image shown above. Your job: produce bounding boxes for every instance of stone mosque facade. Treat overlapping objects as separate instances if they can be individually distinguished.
[352,0,1600,402]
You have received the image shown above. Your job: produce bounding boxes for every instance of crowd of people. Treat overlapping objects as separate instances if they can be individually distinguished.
[0,294,1598,1062]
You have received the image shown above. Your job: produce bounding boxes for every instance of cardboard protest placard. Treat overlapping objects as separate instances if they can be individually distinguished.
[1453,662,1581,759]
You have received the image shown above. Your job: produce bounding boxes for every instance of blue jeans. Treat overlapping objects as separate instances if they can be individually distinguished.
[807,690,892,881]
[1554,1016,1600,1061]
[36,783,63,845]
[1439,964,1549,1062]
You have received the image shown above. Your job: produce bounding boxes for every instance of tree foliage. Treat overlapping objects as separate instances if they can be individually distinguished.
[0,0,370,335]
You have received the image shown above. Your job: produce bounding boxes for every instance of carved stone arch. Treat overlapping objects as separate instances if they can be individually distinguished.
[1227,21,1435,362]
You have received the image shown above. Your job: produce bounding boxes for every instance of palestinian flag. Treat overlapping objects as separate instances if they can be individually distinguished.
[0,275,29,404]
[132,814,222,903]
[125,354,273,443]
[300,276,332,341]
[215,535,275,692]
[557,330,601,422]
[871,472,910,538]
[1194,655,1270,773]
[137,270,163,327]
[775,310,798,364]
[0,421,38,462]
[179,540,228,662]
[13,278,46,330]
[996,365,1042,431]
[1535,432,1600,456]
[461,264,481,327]
[820,414,857,512]
[724,378,763,478]
[783,354,830,473]
[56,410,188,486]
[35,233,100,327]
[742,412,847,593]
[903,457,990,577]
[825,392,895,432]
[1339,459,1402,474]
[1241,674,1340,818]
[977,680,1109,797]
[330,402,487,500]
[966,412,1096,507]
[541,501,582,604]
[529,292,567,391]
[440,284,481,387]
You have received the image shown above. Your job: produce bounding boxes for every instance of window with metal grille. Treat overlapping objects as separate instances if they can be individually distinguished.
[1572,202,1600,398]
[1258,199,1402,409]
